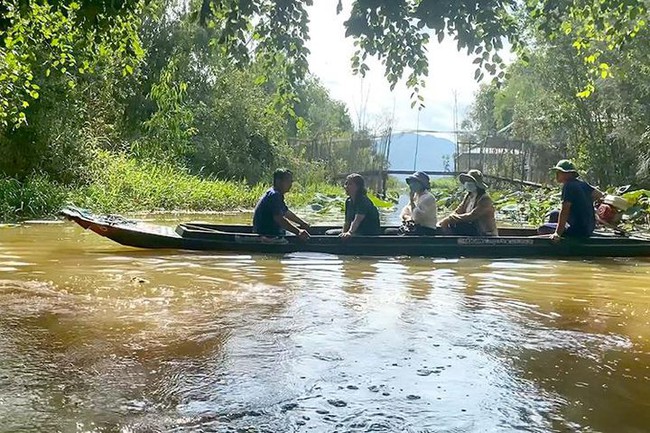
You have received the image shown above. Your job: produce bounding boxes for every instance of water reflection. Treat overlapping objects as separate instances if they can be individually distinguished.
[0,222,650,432]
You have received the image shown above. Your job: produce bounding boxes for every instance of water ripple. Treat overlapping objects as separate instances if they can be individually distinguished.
[1,226,650,432]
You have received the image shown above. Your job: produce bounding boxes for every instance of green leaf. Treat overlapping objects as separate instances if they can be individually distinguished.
[623,190,650,204]
[368,193,393,209]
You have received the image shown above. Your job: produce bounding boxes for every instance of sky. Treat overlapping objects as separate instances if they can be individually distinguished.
[305,0,511,141]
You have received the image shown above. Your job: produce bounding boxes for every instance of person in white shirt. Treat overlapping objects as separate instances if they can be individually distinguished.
[400,171,437,235]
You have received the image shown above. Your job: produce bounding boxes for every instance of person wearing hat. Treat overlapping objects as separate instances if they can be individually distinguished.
[438,169,498,236]
[548,159,604,241]
[399,171,438,234]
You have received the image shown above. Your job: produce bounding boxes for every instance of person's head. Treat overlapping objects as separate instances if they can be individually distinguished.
[273,168,293,193]
[406,171,430,194]
[344,173,367,198]
[550,160,579,184]
[458,169,489,196]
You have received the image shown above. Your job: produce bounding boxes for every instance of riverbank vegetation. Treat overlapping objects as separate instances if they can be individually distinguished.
[0,0,390,221]
[463,4,650,188]
[0,152,345,221]
[1,0,648,222]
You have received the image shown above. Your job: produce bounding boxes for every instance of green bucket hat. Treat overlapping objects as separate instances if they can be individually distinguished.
[550,159,578,173]
[458,169,489,190]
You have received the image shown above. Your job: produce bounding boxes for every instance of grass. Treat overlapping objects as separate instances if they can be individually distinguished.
[74,153,266,213]
[0,175,70,222]
[0,152,348,222]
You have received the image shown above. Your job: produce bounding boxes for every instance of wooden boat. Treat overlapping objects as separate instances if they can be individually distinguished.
[60,207,650,258]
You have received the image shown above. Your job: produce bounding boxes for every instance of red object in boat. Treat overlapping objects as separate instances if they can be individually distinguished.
[597,203,620,224]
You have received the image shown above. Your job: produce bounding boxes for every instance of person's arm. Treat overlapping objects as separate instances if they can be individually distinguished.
[452,196,492,222]
[273,214,300,235]
[551,201,571,240]
[342,197,372,238]
[400,204,412,221]
[268,194,309,240]
[286,210,309,229]
[551,182,576,241]
[453,193,469,214]
[273,214,310,240]
[348,214,366,234]
[341,214,366,238]
[343,200,351,232]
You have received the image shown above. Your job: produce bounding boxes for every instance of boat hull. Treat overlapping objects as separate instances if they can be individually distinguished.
[60,207,650,258]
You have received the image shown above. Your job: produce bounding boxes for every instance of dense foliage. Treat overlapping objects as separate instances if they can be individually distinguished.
[3,0,646,127]
[463,2,650,188]
[1,0,648,221]
[0,0,389,187]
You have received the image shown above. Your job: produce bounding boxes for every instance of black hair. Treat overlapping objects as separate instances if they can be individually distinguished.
[346,173,367,197]
[273,168,293,186]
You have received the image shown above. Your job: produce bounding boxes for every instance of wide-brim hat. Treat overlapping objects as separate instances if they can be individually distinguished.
[550,159,578,173]
[458,169,489,190]
[406,171,431,189]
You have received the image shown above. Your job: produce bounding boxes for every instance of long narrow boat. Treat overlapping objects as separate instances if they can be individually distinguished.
[60,207,650,258]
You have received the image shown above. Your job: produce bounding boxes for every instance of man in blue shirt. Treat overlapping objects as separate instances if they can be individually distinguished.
[252,169,310,241]
[549,160,604,241]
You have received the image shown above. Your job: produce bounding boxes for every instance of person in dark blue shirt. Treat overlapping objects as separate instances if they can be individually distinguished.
[340,173,381,238]
[252,169,310,241]
[549,160,604,241]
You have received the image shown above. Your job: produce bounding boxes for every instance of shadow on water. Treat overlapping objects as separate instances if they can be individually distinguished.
[1,222,650,432]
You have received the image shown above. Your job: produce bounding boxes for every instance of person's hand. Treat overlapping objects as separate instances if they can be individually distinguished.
[448,213,460,222]
[550,232,562,243]
[409,191,416,207]
[297,229,310,241]
[339,231,353,240]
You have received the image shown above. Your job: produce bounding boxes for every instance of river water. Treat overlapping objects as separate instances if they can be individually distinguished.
[1,212,650,433]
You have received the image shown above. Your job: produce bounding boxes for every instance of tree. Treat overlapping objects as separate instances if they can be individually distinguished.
[464,23,650,186]
[0,0,144,128]
[3,0,647,129]
[196,0,647,103]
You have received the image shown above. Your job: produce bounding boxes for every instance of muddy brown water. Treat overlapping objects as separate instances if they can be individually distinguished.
[1,211,650,432]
